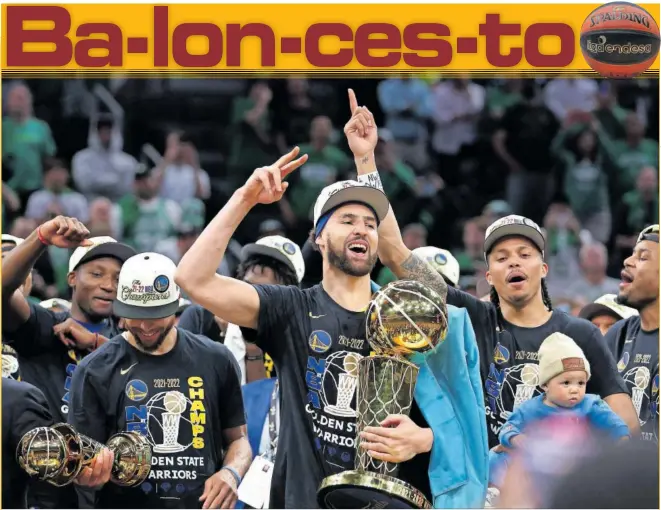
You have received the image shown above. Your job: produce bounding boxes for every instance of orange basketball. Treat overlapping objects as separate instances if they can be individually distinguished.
[580,2,660,78]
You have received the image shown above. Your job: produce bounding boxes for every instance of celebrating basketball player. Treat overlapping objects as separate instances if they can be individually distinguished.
[607,224,660,443]
[366,179,638,445]
[175,91,452,508]
[2,217,135,508]
[69,252,251,508]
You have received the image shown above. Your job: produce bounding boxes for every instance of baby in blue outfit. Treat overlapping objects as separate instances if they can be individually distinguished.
[489,332,630,488]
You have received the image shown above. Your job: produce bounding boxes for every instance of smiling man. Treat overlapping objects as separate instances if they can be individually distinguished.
[2,216,135,508]
[607,224,660,443]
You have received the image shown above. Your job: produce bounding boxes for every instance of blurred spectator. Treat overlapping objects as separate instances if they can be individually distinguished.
[482,199,513,225]
[579,294,638,336]
[25,158,89,224]
[431,78,485,186]
[544,202,583,296]
[71,117,138,202]
[155,130,211,204]
[543,78,598,122]
[376,223,428,286]
[115,166,181,252]
[272,78,321,152]
[492,86,560,225]
[612,166,659,270]
[2,183,22,231]
[611,113,659,191]
[562,243,621,303]
[280,115,351,239]
[376,75,431,171]
[227,81,275,189]
[552,122,617,244]
[87,197,121,239]
[2,82,57,202]
[257,219,286,239]
[484,80,524,120]
[155,224,202,265]
[593,81,630,139]
[455,218,487,276]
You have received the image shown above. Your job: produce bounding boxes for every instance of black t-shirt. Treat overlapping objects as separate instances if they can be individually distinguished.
[68,328,246,509]
[253,283,372,509]
[447,288,628,447]
[606,316,659,443]
[2,379,54,510]
[178,303,277,379]
[3,302,122,422]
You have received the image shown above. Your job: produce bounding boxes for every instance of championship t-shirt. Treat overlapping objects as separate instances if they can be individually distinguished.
[447,288,628,447]
[68,328,245,509]
[252,283,372,509]
[2,302,122,509]
[606,316,659,443]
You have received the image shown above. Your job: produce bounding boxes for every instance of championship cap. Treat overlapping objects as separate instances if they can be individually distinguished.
[113,253,180,320]
[412,247,460,287]
[483,215,545,258]
[69,236,136,273]
[241,235,305,283]
[636,224,659,244]
[579,294,639,322]
[313,180,390,228]
[1,234,24,247]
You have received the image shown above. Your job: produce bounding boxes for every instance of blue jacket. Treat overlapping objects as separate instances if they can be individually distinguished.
[408,304,489,509]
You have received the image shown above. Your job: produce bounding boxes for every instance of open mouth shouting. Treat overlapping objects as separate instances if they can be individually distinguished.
[346,240,369,259]
[506,270,528,289]
[620,270,634,290]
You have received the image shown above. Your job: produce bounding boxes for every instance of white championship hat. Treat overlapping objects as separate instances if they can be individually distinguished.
[68,236,136,273]
[483,215,545,258]
[113,252,181,320]
[412,246,460,287]
[579,294,639,322]
[1,234,24,247]
[241,235,306,283]
[312,180,390,228]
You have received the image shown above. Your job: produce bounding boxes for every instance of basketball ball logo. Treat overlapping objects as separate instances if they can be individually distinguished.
[580,1,660,77]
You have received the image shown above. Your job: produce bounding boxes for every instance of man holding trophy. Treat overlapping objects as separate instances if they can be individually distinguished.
[3,378,114,509]
[176,90,487,509]
[68,252,252,508]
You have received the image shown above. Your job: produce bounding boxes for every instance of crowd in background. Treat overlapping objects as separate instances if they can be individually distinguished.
[2,77,658,312]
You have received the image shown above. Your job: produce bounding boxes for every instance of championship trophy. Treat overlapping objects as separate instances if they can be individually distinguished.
[318,280,448,509]
[17,422,152,487]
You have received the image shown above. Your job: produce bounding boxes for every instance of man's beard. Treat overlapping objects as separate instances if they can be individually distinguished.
[129,322,175,353]
[617,291,657,311]
[327,237,377,277]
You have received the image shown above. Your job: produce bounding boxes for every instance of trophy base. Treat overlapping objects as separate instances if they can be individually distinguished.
[318,471,432,509]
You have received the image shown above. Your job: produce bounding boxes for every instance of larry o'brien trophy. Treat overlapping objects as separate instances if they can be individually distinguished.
[318,280,448,509]
[17,422,152,487]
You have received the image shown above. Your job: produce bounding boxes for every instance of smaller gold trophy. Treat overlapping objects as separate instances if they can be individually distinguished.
[318,280,448,509]
[17,423,152,487]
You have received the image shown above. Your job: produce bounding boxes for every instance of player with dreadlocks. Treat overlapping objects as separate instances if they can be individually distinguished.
[374,210,639,448]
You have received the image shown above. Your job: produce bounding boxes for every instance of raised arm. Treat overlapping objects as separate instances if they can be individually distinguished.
[174,148,307,330]
[343,89,449,302]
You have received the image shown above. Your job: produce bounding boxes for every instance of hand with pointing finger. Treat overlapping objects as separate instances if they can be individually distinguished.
[344,88,378,158]
[239,147,308,206]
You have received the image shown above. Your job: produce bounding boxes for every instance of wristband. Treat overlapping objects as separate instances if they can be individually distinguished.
[36,227,51,246]
[357,171,384,193]
[222,466,242,486]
